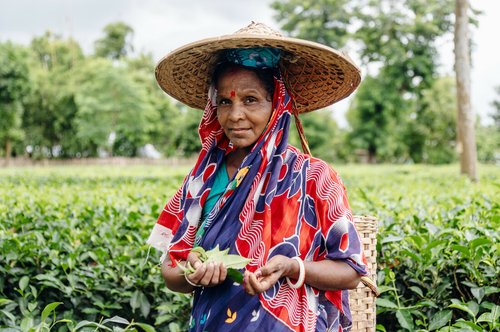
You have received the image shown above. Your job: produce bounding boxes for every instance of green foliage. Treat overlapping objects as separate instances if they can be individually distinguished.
[73,58,158,157]
[1,164,498,331]
[347,74,409,162]
[0,42,31,156]
[476,125,500,163]
[413,77,457,164]
[342,164,499,332]
[272,0,463,164]
[94,22,134,60]
[169,106,202,157]
[271,0,352,48]
[22,32,83,159]
[290,110,349,163]
[0,165,192,330]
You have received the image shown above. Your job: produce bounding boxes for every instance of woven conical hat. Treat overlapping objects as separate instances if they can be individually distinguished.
[155,22,361,113]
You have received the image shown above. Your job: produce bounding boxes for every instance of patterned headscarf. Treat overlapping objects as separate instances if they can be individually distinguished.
[147,52,367,331]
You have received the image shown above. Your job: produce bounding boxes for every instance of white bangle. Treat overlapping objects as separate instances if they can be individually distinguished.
[286,256,305,289]
[184,273,200,287]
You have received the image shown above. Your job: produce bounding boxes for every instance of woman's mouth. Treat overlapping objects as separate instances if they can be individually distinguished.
[231,128,249,133]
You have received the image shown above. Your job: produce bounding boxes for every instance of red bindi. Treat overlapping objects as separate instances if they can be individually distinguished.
[230,90,236,97]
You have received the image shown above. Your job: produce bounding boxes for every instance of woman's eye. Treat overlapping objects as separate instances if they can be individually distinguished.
[218,99,231,106]
[245,96,257,104]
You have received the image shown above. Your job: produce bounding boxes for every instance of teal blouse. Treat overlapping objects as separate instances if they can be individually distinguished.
[195,162,230,241]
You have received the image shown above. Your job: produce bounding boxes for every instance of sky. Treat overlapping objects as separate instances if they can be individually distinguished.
[1,0,498,126]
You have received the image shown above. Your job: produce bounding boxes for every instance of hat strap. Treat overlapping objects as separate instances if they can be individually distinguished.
[292,101,311,156]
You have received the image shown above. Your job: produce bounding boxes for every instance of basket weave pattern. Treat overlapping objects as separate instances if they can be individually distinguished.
[155,22,360,113]
[349,216,378,332]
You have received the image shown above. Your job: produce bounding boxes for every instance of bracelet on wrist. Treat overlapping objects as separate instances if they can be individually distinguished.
[286,256,305,289]
[184,272,200,287]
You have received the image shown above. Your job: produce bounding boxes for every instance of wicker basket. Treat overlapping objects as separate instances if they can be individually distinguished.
[349,215,378,332]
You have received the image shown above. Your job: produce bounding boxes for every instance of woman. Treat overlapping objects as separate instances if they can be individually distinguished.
[147,22,369,332]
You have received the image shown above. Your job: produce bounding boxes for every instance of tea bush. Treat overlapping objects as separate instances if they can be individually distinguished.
[0,164,498,331]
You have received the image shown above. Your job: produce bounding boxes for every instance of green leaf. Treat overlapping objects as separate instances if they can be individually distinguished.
[0,298,13,306]
[449,301,475,319]
[41,302,63,323]
[466,300,479,317]
[134,322,156,332]
[452,320,483,331]
[376,298,398,309]
[74,320,113,331]
[377,285,397,294]
[477,312,493,324]
[477,305,500,324]
[190,246,207,260]
[396,309,414,331]
[409,286,423,297]
[428,310,452,331]
[451,245,470,257]
[376,324,387,332]
[227,268,244,284]
[470,237,491,249]
[20,317,34,331]
[470,287,485,303]
[130,290,141,311]
[220,254,251,269]
[102,316,129,325]
[139,292,151,318]
[129,290,150,317]
[483,286,500,296]
[381,235,403,244]
[19,276,29,292]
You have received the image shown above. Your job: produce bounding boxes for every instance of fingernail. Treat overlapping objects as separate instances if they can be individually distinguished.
[255,270,262,278]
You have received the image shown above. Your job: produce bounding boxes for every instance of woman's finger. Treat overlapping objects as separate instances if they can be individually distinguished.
[209,262,221,285]
[218,262,227,282]
[243,271,257,295]
[200,261,216,286]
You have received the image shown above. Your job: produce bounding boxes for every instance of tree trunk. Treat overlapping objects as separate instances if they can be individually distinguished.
[454,0,477,181]
[5,139,12,166]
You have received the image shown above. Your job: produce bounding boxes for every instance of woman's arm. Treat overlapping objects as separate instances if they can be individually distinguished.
[243,255,361,295]
[161,252,228,293]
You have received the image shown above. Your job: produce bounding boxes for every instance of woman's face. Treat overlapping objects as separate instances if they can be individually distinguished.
[216,67,273,150]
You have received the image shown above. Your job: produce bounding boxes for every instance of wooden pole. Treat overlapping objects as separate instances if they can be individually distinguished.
[454,0,478,181]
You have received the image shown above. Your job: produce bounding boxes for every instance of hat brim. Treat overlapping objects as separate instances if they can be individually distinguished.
[155,33,361,113]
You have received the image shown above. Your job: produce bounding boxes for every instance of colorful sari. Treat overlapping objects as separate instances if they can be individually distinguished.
[147,72,368,331]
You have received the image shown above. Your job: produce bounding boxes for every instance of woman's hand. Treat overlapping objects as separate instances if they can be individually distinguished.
[242,255,362,296]
[243,255,296,295]
[184,252,228,287]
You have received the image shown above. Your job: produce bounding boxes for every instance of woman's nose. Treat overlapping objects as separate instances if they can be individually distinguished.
[228,103,245,121]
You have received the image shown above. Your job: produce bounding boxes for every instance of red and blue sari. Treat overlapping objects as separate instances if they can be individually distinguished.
[147,72,368,331]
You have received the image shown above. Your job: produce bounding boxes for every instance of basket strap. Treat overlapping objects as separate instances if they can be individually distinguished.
[292,102,311,155]
[361,276,380,297]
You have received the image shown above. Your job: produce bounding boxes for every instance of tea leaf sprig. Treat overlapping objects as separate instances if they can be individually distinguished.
[178,245,250,284]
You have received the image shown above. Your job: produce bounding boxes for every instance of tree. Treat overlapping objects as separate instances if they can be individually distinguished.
[418,77,457,164]
[125,53,180,156]
[0,42,31,164]
[347,74,409,163]
[73,58,158,156]
[454,0,477,180]
[23,32,84,158]
[272,0,456,163]
[94,22,134,60]
[289,111,346,163]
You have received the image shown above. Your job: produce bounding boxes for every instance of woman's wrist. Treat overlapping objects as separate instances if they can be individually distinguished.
[286,256,301,279]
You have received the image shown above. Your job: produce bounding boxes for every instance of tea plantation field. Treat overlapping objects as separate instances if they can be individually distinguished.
[0,164,498,331]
